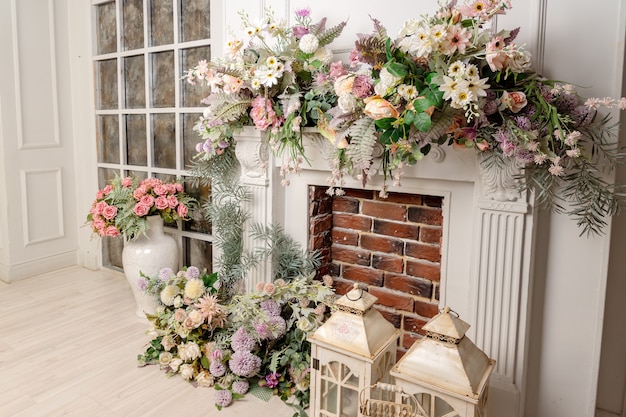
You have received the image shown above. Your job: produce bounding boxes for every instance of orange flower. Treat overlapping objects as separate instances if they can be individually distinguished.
[363,96,399,120]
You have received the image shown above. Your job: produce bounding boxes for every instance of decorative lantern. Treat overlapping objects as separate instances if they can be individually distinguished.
[390,307,495,417]
[308,284,400,417]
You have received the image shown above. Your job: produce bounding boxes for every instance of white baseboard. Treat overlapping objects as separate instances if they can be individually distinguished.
[0,251,77,283]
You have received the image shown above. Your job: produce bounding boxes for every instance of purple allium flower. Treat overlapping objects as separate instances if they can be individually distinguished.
[571,105,595,127]
[265,372,281,388]
[482,99,498,116]
[229,350,262,377]
[232,380,250,395]
[255,323,271,340]
[231,327,257,352]
[159,267,174,281]
[555,93,579,112]
[267,316,287,339]
[185,266,200,279]
[209,361,226,377]
[260,300,281,317]
[135,276,148,291]
[214,389,232,408]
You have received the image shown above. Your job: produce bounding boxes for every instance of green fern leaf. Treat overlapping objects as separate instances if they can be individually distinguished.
[345,117,377,171]
[318,21,348,47]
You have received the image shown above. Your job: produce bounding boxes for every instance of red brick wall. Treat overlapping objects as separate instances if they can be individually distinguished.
[308,186,443,356]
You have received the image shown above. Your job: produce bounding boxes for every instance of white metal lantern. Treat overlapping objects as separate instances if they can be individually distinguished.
[390,307,495,417]
[308,284,400,417]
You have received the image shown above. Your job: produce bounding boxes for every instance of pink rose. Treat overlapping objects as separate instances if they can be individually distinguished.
[102,204,118,220]
[140,195,155,207]
[486,36,508,71]
[155,196,169,210]
[499,91,528,113]
[177,204,188,218]
[93,201,107,215]
[104,225,120,237]
[133,187,146,199]
[96,190,105,200]
[102,185,113,195]
[174,183,183,193]
[329,61,348,79]
[153,183,168,196]
[92,216,106,231]
[121,177,133,187]
[167,195,179,209]
[133,202,151,217]
[363,96,399,120]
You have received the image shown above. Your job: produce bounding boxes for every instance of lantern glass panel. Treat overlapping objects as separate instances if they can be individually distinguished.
[321,378,338,414]
[414,393,460,417]
[340,386,359,417]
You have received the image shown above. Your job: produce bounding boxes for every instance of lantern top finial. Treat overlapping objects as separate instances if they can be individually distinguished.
[422,306,470,343]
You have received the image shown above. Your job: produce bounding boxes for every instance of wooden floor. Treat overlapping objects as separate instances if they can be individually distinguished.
[0,266,296,417]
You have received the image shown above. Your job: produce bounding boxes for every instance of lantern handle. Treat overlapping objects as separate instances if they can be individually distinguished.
[345,283,364,301]
[440,306,459,317]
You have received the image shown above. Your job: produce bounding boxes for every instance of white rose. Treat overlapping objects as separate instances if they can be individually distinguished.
[180,363,195,380]
[196,371,215,387]
[507,49,533,73]
[338,93,357,114]
[313,47,333,65]
[374,81,391,97]
[299,34,320,54]
[173,295,183,308]
[379,67,402,86]
[169,358,183,372]
[296,317,314,332]
[179,341,201,361]
[187,310,204,328]
[161,335,176,351]
[159,351,173,367]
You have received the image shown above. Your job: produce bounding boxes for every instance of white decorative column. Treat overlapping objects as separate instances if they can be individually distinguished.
[234,126,275,291]
[470,155,535,417]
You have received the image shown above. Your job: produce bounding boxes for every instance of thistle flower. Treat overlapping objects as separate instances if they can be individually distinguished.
[229,350,262,377]
[214,389,233,408]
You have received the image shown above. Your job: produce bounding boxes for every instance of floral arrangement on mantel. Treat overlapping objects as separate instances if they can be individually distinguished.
[137,266,334,415]
[188,0,626,235]
[86,176,197,240]
[185,7,346,176]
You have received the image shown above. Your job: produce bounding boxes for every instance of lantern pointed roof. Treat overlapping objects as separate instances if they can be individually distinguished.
[390,307,495,400]
[308,284,399,359]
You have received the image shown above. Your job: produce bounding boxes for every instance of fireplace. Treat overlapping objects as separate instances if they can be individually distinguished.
[308,186,443,355]
[235,127,536,416]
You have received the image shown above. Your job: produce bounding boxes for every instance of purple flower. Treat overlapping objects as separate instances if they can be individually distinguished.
[513,115,531,130]
[265,372,281,388]
[229,350,262,377]
[260,300,281,317]
[231,327,257,352]
[267,316,287,339]
[352,75,373,99]
[292,25,309,39]
[294,7,311,17]
[135,276,148,291]
[210,361,226,377]
[185,266,200,279]
[159,267,174,281]
[232,380,249,395]
[214,389,232,408]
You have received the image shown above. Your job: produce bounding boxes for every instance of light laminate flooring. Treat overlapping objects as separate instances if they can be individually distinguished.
[0,266,296,417]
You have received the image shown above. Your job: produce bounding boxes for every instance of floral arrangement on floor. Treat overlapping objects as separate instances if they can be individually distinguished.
[314,0,626,234]
[189,1,626,235]
[86,175,197,240]
[185,6,346,178]
[137,266,335,415]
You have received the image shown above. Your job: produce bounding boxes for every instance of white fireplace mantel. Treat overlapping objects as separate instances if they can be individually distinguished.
[235,129,535,416]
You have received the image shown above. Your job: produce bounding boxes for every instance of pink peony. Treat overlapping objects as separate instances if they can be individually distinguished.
[351,75,373,99]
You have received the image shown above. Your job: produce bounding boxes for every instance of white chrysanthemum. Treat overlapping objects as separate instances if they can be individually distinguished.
[256,67,279,87]
[250,78,261,90]
[299,33,319,54]
[266,56,278,68]
[184,278,205,300]
[160,284,179,306]
[398,18,420,37]
[464,64,479,80]
[439,76,461,101]
[398,84,418,101]
[448,61,465,78]
[451,87,474,109]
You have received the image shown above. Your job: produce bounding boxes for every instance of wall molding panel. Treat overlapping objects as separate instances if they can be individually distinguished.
[20,168,65,246]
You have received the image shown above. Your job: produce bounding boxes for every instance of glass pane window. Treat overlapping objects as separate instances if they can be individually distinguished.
[92,0,213,272]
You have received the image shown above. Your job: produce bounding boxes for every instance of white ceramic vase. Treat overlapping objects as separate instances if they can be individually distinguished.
[122,215,178,318]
